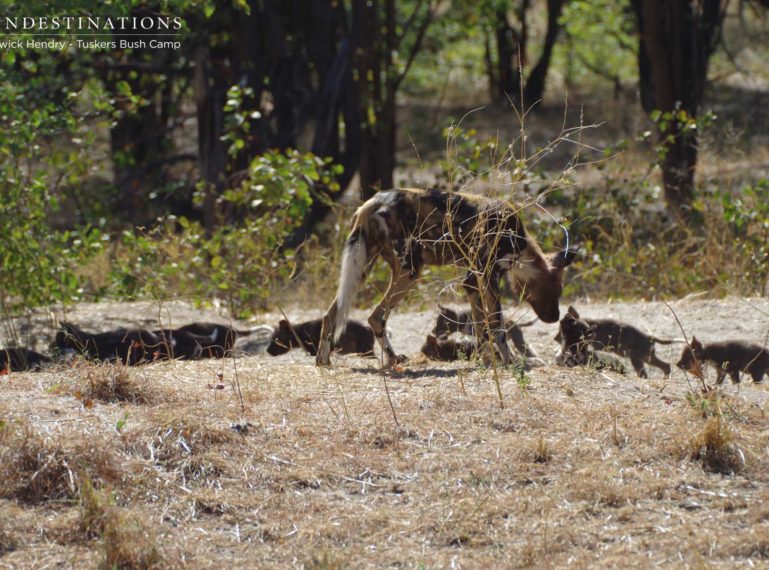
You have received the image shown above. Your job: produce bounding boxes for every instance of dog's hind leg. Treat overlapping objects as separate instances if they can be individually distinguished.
[317,225,372,367]
[317,302,338,366]
[629,356,648,378]
[648,352,672,378]
[750,366,765,383]
[368,247,420,367]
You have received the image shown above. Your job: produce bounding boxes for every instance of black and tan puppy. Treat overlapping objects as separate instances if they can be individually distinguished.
[421,334,477,361]
[677,336,769,384]
[1,348,52,372]
[175,323,256,357]
[555,311,626,374]
[267,318,375,357]
[53,322,166,365]
[433,305,539,359]
[555,306,672,378]
[151,329,207,360]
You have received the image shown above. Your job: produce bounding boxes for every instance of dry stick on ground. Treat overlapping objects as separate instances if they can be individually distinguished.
[381,365,400,427]
[663,300,706,392]
[227,340,245,416]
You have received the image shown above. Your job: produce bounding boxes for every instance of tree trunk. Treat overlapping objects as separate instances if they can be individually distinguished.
[194,45,228,232]
[356,0,396,200]
[635,0,725,219]
[522,0,566,106]
[104,14,172,225]
[629,0,654,113]
[495,8,520,103]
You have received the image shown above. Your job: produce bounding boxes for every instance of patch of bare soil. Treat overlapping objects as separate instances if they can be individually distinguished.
[2,296,769,568]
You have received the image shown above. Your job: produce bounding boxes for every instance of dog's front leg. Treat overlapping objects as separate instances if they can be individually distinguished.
[463,271,512,366]
[485,287,514,366]
[316,302,337,366]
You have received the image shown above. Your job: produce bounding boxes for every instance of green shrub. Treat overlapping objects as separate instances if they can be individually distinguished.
[0,57,104,314]
[108,149,341,317]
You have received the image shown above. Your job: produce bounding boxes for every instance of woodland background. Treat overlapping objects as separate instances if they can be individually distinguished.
[1,0,769,319]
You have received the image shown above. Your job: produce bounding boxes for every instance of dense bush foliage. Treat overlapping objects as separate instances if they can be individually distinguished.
[109,150,341,317]
[0,41,105,313]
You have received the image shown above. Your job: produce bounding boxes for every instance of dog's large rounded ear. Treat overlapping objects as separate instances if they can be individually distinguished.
[278,319,291,331]
[426,334,438,346]
[567,306,579,318]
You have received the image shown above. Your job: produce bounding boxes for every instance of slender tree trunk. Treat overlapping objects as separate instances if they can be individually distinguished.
[629,0,654,113]
[484,29,498,102]
[522,0,566,105]
[495,8,520,103]
[194,45,228,232]
[104,16,171,225]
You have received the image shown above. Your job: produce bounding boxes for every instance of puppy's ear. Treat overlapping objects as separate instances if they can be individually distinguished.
[426,334,438,346]
[278,319,291,330]
[567,306,580,318]
[690,336,702,350]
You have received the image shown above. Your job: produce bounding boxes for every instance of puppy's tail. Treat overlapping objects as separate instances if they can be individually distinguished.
[334,223,370,342]
[651,336,687,345]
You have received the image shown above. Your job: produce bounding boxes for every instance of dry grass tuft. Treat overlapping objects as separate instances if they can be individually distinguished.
[690,415,745,475]
[77,478,164,568]
[70,363,156,405]
[0,527,16,555]
[523,436,551,464]
[0,419,120,504]
[79,478,112,539]
[101,507,164,570]
[305,551,349,570]
[125,411,239,483]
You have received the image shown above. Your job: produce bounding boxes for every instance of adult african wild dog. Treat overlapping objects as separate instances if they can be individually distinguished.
[316,188,574,367]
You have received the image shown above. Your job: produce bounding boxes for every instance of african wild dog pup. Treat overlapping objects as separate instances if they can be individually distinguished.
[555,306,672,378]
[0,348,52,372]
[555,309,626,374]
[267,318,375,357]
[53,322,175,365]
[317,188,574,367]
[151,329,206,360]
[175,322,256,357]
[433,304,539,358]
[421,334,478,361]
[677,336,769,384]
[53,322,157,365]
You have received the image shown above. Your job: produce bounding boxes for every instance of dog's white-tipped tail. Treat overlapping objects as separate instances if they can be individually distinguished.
[334,231,367,342]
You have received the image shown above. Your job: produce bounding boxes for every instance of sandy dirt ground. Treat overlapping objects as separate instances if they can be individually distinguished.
[8,295,767,375]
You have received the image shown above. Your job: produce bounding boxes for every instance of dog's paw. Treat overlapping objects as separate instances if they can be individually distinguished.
[525,357,547,369]
[386,353,409,367]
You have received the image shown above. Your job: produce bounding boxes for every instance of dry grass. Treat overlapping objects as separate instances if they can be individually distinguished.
[3,319,769,567]
[690,415,745,475]
[68,361,159,405]
[100,507,164,570]
[0,417,121,505]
